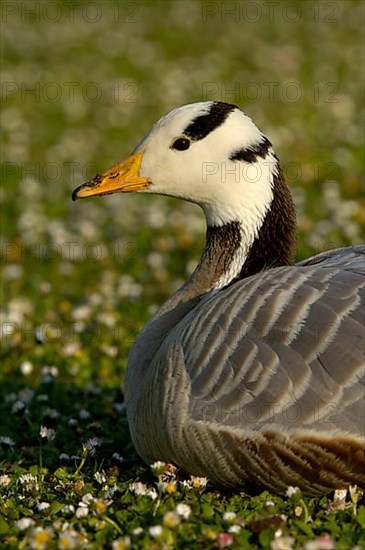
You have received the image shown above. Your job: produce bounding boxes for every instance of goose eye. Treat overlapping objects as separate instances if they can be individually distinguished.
[171,137,191,151]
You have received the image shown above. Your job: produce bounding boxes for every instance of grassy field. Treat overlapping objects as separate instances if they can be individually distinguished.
[1,0,364,548]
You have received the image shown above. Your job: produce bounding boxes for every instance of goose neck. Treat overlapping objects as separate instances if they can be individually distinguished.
[188,170,297,295]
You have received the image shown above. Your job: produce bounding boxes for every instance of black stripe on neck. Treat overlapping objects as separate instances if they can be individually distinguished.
[230,136,272,163]
[238,168,297,280]
[192,222,242,293]
[184,102,236,141]
[194,170,296,291]
[205,221,242,269]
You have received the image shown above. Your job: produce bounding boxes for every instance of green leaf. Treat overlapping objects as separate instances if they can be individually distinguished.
[295,520,314,536]
[201,503,214,519]
[50,501,65,515]
[357,506,365,528]
[53,467,73,480]
[0,517,9,535]
[258,529,275,546]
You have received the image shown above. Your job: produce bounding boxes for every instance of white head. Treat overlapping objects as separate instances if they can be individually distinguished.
[73,101,280,231]
[136,102,279,228]
[73,101,296,280]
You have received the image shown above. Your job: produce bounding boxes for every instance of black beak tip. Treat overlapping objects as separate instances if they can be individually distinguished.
[71,187,80,201]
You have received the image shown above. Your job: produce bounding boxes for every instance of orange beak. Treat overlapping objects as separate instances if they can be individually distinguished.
[72,150,151,201]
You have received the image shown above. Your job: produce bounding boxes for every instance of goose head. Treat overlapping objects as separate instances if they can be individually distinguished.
[73,101,296,279]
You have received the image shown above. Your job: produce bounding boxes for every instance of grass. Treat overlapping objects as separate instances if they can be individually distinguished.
[1,0,364,548]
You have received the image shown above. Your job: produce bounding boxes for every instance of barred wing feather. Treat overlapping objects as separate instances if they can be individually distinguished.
[152,246,365,494]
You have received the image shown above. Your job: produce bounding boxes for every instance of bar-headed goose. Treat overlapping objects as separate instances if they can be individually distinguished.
[73,101,365,495]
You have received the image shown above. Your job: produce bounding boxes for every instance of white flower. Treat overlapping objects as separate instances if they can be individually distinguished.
[0,474,11,486]
[58,530,79,550]
[19,473,39,491]
[190,475,208,489]
[304,536,335,550]
[271,537,295,550]
[59,453,70,462]
[129,481,148,496]
[132,527,143,536]
[104,484,118,498]
[0,436,15,448]
[94,471,107,484]
[157,480,177,494]
[129,482,158,500]
[81,493,95,505]
[19,473,37,484]
[17,517,35,530]
[149,525,163,538]
[72,305,92,321]
[223,511,236,523]
[150,460,166,475]
[180,480,192,490]
[76,504,89,518]
[37,502,50,511]
[163,511,180,528]
[286,486,300,497]
[334,488,347,502]
[29,526,54,549]
[83,437,101,456]
[39,426,56,441]
[62,504,75,516]
[20,361,33,375]
[112,452,124,462]
[176,503,191,519]
[41,365,59,380]
[112,536,131,550]
[146,488,158,500]
[62,343,81,357]
[228,525,241,534]
[11,400,26,414]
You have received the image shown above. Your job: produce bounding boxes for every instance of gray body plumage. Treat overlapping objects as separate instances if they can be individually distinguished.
[126,245,365,495]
